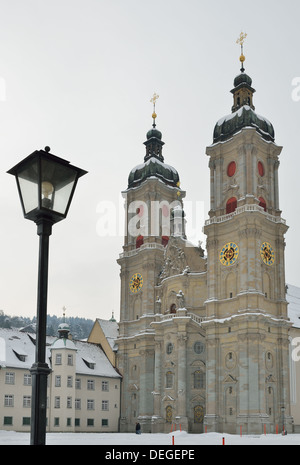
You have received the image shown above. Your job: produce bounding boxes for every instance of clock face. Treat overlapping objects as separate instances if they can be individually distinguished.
[129,273,143,293]
[260,242,275,266]
[220,242,239,266]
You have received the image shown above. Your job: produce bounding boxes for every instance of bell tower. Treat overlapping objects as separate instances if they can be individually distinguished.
[203,35,293,434]
[117,95,185,432]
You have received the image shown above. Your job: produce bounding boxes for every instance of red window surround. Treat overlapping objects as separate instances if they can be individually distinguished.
[226,197,237,214]
[259,197,267,212]
[136,235,144,249]
[227,161,236,177]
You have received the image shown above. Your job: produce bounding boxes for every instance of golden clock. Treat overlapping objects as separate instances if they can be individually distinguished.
[219,242,239,266]
[260,242,275,266]
[129,273,143,293]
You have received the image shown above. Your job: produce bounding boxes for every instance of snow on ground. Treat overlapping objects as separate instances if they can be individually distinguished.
[0,429,299,445]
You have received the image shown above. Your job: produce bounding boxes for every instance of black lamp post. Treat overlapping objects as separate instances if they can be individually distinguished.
[8,146,87,445]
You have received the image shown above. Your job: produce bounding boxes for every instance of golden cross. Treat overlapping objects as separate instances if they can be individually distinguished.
[236,32,247,46]
[150,92,159,106]
[150,93,159,125]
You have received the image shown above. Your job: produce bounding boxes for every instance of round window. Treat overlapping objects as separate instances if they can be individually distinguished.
[227,161,236,177]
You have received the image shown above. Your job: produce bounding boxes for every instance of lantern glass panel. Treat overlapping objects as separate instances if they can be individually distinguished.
[41,158,77,216]
[16,158,39,215]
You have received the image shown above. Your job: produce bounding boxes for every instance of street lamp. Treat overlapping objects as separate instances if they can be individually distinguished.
[7,146,87,445]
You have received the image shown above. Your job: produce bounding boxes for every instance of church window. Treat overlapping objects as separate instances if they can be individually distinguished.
[166,371,173,388]
[136,235,144,249]
[229,407,233,416]
[162,236,169,247]
[194,370,205,389]
[259,197,267,212]
[226,197,237,214]
[227,161,236,177]
[194,341,205,354]
[229,386,233,394]
[258,161,265,177]
[170,303,176,314]
[166,343,173,354]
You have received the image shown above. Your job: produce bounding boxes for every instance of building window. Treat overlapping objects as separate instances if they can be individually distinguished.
[102,400,109,411]
[136,235,144,249]
[67,354,73,366]
[194,371,205,389]
[226,197,237,214]
[23,396,31,408]
[75,418,80,427]
[102,381,109,391]
[54,417,60,427]
[67,397,72,409]
[24,374,31,386]
[229,407,233,416]
[75,378,81,389]
[259,197,267,212]
[227,161,236,177]
[102,419,109,427]
[55,376,61,387]
[87,418,94,427]
[5,372,15,385]
[54,397,60,409]
[22,417,31,426]
[55,354,62,365]
[67,376,73,388]
[166,343,173,355]
[194,342,205,354]
[87,379,95,390]
[3,417,13,425]
[87,399,95,410]
[162,236,169,247]
[166,371,173,389]
[75,399,81,410]
[4,395,14,407]
[67,418,72,427]
[170,303,176,314]
[258,161,265,177]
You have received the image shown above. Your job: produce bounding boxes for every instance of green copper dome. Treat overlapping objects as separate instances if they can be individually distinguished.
[128,125,180,188]
[213,105,275,143]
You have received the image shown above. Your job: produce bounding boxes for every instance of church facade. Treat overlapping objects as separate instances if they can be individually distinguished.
[116,60,294,434]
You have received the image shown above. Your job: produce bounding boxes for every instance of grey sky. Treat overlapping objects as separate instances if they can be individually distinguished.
[0,0,299,321]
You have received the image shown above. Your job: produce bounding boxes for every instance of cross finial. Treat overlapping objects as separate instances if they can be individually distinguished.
[236,32,247,71]
[150,92,159,127]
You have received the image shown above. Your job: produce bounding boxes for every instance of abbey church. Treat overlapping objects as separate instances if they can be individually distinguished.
[116,45,295,435]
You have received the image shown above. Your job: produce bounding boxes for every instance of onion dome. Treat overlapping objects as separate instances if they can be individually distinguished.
[128,124,179,189]
[51,322,76,350]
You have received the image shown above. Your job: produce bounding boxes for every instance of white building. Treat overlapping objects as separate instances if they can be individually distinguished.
[0,322,121,432]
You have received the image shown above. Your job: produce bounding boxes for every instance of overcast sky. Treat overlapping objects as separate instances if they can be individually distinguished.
[0,0,300,322]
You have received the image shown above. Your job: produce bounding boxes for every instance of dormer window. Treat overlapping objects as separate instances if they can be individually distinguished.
[82,357,95,370]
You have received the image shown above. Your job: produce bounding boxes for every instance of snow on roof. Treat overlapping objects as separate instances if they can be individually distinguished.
[96,319,119,350]
[287,284,300,329]
[0,328,120,378]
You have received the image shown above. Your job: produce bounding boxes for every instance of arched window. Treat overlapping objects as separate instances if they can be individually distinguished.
[259,197,267,212]
[226,197,237,214]
[136,235,144,249]
[170,304,176,314]
[162,236,169,247]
